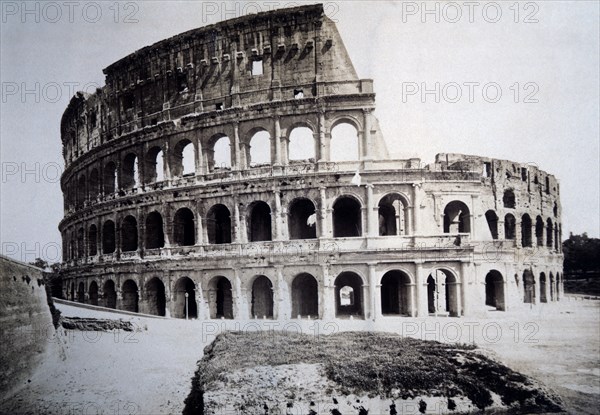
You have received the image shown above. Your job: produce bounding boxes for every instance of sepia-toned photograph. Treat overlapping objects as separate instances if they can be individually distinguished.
[1,1,598,414]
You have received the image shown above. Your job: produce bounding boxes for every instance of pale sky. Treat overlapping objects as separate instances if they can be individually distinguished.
[1,1,598,264]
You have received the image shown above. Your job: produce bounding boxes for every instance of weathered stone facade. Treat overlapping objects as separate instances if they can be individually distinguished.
[59,4,563,320]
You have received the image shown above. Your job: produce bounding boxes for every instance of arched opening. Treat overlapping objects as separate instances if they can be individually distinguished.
[503,189,516,208]
[103,161,117,194]
[88,224,98,256]
[174,139,195,177]
[535,216,544,246]
[103,280,117,309]
[77,228,84,258]
[211,135,231,171]
[333,196,362,237]
[378,194,409,236]
[102,220,116,254]
[549,273,555,301]
[251,276,274,318]
[77,281,85,303]
[173,277,197,319]
[523,270,535,304]
[145,212,165,249]
[121,215,138,252]
[77,175,86,206]
[173,208,195,246]
[504,214,516,240]
[145,277,166,316]
[330,122,359,162]
[69,282,75,301]
[121,153,139,189]
[380,270,412,316]
[546,219,553,248]
[89,281,98,306]
[122,279,139,312]
[248,201,272,242]
[521,214,532,247]
[485,210,499,240]
[540,272,547,303]
[89,169,100,199]
[426,270,459,316]
[208,276,233,319]
[288,127,315,161]
[207,204,232,244]
[443,201,470,233]
[248,130,271,166]
[334,272,363,318]
[291,273,319,318]
[485,270,505,311]
[288,198,317,240]
[145,146,164,183]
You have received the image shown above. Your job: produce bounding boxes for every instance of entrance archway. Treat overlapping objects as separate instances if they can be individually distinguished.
[103,280,117,309]
[208,276,233,319]
[122,279,139,312]
[426,270,459,316]
[145,277,166,316]
[291,273,319,318]
[485,270,505,311]
[251,276,274,318]
[173,277,197,319]
[334,272,364,318]
[380,270,412,316]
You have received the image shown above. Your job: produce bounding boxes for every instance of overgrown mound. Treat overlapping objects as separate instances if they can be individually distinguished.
[184,331,564,414]
[60,316,134,332]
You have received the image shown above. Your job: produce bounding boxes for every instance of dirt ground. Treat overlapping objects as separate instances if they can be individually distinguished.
[1,298,598,414]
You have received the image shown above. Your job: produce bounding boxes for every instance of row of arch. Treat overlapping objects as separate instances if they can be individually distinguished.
[65,123,362,208]
[484,210,562,250]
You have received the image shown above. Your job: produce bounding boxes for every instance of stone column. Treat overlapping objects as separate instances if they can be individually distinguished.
[273,116,282,166]
[412,184,422,235]
[317,111,329,162]
[322,265,335,320]
[318,187,329,238]
[368,263,381,321]
[366,184,377,237]
[362,108,372,160]
[233,198,242,243]
[274,190,283,240]
[415,262,428,317]
[275,266,290,320]
[232,122,241,170]
[194,136,203,177]
[162,142,171,184]
[233,268,249,320]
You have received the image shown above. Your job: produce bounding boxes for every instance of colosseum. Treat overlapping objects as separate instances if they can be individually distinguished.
[59,4,564,321]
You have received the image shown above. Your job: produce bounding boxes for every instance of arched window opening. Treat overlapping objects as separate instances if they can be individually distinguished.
[248,201,272,242]
[504,214,516,240]
[333,196,362,237]
[378,194,409,236]
[122,279,139,312]
[207,204,232,244]
[69,282,75,301]
[208,276,233,319]
[103,162,117,194]
[251,276,274,318]
[102,220,116,254]
[426,270,459,316]
[248,130,271,167]
[103,280,117,309]
[173,277,197,319]
[145,147,164,183]
[330,122,359,162]
[334,272,363,318]
[381,270,412,316]
[540,273,547,303]
[77,228,84,258]
[443,201,470,233]
[503,189,516,209]
[88,225,98,256]
[553,202,558,217]
[77,282,85,303]
[535,216,544,246]
[89,281,98,306]
[485,210,499,240]
[77,175,86,206]
[554,227,559,251]
[549,273,555,301]
[288,127,315,161]
[174,139,195,177]
[121,215,138,252]
[89,169,100,200]
[212,136,231,171]
[121,153,139,189]
[521,214,532,247]
[145,277,166,316]
[291,273,319,318]
[288,198,317,240]
[145,212,165,249]
[485,271,505,311]
[523,270,535,304]
[173,208,195,246]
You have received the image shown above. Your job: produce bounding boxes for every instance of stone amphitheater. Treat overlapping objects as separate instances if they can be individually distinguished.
[59,4,564,321]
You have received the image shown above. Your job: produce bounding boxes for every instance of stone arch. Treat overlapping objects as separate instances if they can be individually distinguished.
[504,214,516,240]
[426,269,459,316]
[247,201,272,242]
[103,161,117,194]
[521,214,532,247]
[208,134,231,171]
[378,193,410,236]
[173,277,197,319]
[173,138,195,177]
[121,279,139,312]
[102,220,116,254]
[251,275,274,318]
[485,210,499,240]
[333,195,362,237]
[523,270,535,304]
[380,270,413,316]
[173,207,195,246]
[77,281,85,303]
[535,216,544,246]
[546,218,553,248]
[443,201,471,233]
[103,279,117,309]
[291,273,319,318]
[77,175,86,206]
[144,277,166,316]
[206,204,232,244]
[485,270,505,311]
[145,146,164,183]
[89,281,99,306]
[288,198,317,240]
[503,189,516,208]
[207,276,233,319]
[247,129,271,166]
[145,211,165,249]
[77,228,84,258]
[330,121,359,162]
[88,224,98,256]
[288,125,315,161]
[121,153,139,189]
[540,272,547,303]
[549,272,555,301]
[89,168,100,199]
[121,215,138,252]
[334,271,364,318]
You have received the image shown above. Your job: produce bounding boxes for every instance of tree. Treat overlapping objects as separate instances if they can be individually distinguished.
[562,233,600,275]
